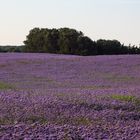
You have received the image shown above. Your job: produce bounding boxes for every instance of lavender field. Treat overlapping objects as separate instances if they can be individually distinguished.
[1,53,140,139]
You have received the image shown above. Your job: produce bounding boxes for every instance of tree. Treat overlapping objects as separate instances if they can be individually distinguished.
[77,36,97,55]
[24,27,140,55]
[24,28,45,52]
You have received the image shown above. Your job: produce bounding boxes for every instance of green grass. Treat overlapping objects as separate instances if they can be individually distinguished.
[0,116,48,125]
[110,95,140,105]
[24,116,48,124]
[0,81,15,90]
[80,85,111,90]
[111,95,136,102]
[0,118,13,125]
[54,116,93,126]
[73,117,93,125]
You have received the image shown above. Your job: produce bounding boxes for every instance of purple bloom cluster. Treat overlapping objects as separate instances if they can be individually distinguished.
[0,53,140,139]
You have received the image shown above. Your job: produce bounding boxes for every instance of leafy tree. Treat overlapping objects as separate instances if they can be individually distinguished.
[24,28,45,52]
[23,27,140,55]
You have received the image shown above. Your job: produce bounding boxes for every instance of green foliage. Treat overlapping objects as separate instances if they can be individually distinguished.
[72,117,92,125]
[24,27,140,55]
[0,81,15,90]
[0,45,25,52]
[0,27,139,55]
[111,95,136,102]
[110,94,140,106]
[24,27,97,55]
[24,116,48,124]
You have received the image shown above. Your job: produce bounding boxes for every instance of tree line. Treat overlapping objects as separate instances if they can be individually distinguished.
[0,27,140,55]
[0,45,24,52]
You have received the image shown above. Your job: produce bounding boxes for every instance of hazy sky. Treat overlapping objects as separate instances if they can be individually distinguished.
[0,0,140,46]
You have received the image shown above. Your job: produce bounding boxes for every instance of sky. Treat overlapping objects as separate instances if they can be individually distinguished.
[0,0,140,46]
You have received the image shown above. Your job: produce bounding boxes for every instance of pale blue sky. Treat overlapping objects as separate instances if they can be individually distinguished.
[0,0,140,46]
